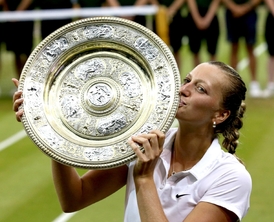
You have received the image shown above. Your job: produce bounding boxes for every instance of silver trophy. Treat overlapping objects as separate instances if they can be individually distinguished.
[19,17,180,169]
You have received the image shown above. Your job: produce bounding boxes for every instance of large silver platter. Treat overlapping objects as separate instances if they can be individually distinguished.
[19,17,180,169]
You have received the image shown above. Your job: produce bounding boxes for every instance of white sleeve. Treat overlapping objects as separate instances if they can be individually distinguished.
[200,166,252,220]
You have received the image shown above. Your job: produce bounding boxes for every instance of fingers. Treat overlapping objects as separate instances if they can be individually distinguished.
[13,90,22,103]
[128,138,144,159]
[12,79,24,122]
[129,130,166,178]
[13,96,23,112]
[12,77,21,105]
[150,130,165,149]
[13,94,24,122]
[12,78,19,88]
[128,130,165,159]
[15,109,24,122]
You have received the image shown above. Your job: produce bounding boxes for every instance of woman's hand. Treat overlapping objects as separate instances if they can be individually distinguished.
[12,78,24,122]
[128,130,165,181]
[128,130,168,222]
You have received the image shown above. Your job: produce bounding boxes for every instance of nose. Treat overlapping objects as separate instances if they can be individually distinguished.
[179,83,191,97]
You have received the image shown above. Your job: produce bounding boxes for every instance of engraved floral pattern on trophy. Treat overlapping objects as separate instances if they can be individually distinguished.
[84,25,113,39]
[58,56,143,139]
[134,37,159,61]
[83,146,114,161]
[43,37,69,62]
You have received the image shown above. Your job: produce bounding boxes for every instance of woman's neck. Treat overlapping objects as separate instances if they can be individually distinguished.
[171,127,214,173]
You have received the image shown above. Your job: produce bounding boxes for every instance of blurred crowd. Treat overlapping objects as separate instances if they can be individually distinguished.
[0,0,273,98]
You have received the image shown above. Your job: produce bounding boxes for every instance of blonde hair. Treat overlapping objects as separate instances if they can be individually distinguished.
[208,61,247,159]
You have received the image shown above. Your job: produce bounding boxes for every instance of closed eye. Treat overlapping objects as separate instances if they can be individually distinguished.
[182,77,191,85]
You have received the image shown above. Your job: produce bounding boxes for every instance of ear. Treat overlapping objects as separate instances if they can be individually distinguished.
[214,110,231,125]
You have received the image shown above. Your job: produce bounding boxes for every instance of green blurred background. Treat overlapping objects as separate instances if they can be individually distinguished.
[1,5,274,222]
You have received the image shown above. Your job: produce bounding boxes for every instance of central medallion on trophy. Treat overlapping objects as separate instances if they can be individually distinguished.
[87,83,112,107]
[82,78,120,115]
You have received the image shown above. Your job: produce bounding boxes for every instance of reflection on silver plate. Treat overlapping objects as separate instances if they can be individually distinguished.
[19,17,181,169]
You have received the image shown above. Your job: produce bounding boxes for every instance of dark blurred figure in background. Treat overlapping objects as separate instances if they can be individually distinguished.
[186,0,221,67]
[2,0,34,79]
[0,0,4,69]
[150,0,188,73]
[263,0,274,97]
[71,0,108,20]
[222,0,262,98]
[34,0,75,40]
[0,0,4,96]
[107,0,148,27]
[72,0,106,9]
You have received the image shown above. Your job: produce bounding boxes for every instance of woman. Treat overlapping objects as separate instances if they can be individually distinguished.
[107,0,149,27]
[222,0,262,98]
[263,0,274,97]
[13,61,252,222]
[149,0,188,72]
[34,0,74,40]
[186,0,221,67]
[3,0,34,78]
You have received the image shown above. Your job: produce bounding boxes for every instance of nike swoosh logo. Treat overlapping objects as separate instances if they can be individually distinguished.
[176,194,190,198]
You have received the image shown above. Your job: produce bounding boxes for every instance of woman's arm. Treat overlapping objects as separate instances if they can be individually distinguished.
[107,0,148,7]
[3,0,33,11]
[52,160,128,212]
[16,0,33,11]
[106,0,120,7]
[265,0,274,16]
[134,0,149,6]
[129,130,168,222]
[187,0,221,30]
[106,0,148,21]
[202,0,221,28]
[12,78,128,213]
[222,0,261,17]
[2,0,8,10]
[183,202,238,222]
[168,0,186,18]
[186,0,201,26]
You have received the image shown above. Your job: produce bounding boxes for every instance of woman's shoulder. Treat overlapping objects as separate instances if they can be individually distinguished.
[215,151,252,186]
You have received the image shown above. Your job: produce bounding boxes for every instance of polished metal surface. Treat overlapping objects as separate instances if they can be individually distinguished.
[19,17,181,169]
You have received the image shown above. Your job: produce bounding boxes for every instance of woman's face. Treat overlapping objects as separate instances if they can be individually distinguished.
[176,63,227,127]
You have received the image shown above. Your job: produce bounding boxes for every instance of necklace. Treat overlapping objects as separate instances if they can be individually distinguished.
[171,144,176,175]
[171,143,192,175]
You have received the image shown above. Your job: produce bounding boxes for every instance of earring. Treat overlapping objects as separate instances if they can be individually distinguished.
[213,121,216,128]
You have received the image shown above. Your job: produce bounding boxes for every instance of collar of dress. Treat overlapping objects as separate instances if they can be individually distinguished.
[160,128,222,181]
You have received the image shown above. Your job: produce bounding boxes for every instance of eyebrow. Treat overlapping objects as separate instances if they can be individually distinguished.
[186,73,207,84]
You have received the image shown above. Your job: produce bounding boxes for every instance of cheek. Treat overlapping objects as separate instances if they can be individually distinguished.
[192,98,218,115]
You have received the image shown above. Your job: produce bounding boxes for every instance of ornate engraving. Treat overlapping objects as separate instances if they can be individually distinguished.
[43,37,69,62]
[84,25,113,39]
[97,114,127,135]
[61,94,82,119]
[120,71,140,98]
[84,147,114,161]
[75,59,105,81]
[134,37,159,61]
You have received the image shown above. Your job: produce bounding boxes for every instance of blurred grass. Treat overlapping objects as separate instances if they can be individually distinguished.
[238,98,274,222]
[0,5,274,222]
